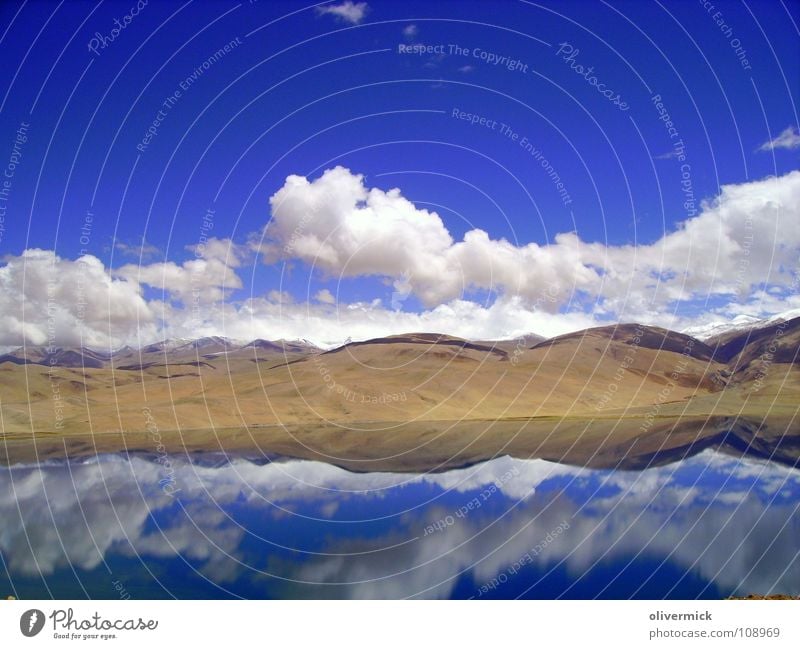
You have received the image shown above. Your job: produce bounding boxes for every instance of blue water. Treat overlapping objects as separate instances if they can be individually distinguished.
[1,450,798,599]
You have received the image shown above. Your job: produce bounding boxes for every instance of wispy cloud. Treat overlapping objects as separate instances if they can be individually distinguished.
[402,24,418,39]
[114,238,161,260]
[316,1,369,25]
[758,125,800,151]
[653,149,679,160]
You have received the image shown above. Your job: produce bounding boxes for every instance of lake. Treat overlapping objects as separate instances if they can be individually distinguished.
[1,449,798,599]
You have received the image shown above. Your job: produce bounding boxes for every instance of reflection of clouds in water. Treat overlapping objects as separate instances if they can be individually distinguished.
[201,454,562,502]
[0,459,167,575]
[120,503,246,584]
[269,453,800,598]
[722,457,800,497]
[275,491,575,599]
[0,454,549,579]
[0,451,797,598]
[0,459,247,580]
[555,491,800,598]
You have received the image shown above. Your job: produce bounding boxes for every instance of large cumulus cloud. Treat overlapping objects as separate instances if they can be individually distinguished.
[0,238,243,349]
[0,249,156,348]
[264,167,800,317]
[1,169,798,349]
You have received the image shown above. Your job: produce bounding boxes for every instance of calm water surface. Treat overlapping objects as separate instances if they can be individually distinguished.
[1,449,798,599]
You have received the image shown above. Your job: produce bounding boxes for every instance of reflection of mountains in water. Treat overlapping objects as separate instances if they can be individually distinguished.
[1,316,797,472]
[1,450,798,599]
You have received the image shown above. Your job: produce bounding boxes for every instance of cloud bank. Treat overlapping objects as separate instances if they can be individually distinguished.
[1,168,798,349]
[265,166,800,318]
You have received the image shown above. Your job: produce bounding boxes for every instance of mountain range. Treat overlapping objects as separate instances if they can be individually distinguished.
[0,314,797,471]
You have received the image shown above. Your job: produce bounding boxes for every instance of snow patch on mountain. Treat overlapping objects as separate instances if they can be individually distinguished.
[682,309,800,341]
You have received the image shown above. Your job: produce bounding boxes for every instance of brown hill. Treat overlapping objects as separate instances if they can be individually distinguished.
[532,323,717,361]
[708,316,800,365]
[0,322,797,470]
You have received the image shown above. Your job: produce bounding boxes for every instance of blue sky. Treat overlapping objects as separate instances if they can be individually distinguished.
[0,0,798,347]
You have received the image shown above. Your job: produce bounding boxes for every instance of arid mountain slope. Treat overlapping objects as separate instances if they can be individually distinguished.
[0,320,797,469]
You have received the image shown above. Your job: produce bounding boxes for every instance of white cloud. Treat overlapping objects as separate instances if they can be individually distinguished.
[116,258,241,304]
[114,238,161,260]
[314,288,336,304]
[316,1,368,24]
[578,171,800,319]
[265,167,800,322]
[203,294,596,348]
[187,236,247,268]
[2,171,798,350]
[266,166,588,308]
[0,241,244,349]
[266,289,293,304]
[0,249,157,349]
[402,24,418,39]
[117,237,244,304]
[758,125,800,151]
[0,247,592,349]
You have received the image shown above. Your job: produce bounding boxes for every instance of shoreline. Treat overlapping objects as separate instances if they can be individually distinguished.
[2,413,797,473]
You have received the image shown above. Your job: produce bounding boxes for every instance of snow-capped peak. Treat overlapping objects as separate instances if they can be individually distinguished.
[138,337,194,353]
[682,308,800,341]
